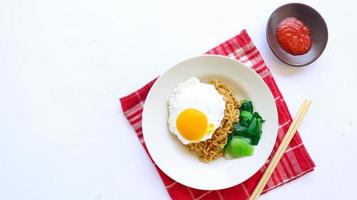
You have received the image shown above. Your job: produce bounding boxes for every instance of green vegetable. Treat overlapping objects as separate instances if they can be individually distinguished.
[239,117,250,127]
[246,117,257,138]
[223,99,265,157]
[225,136,254,157]
[250,118,263,145]
[240,100,253,113]
[245,117,264,145]
[253,112,265,122]
[240,100,265,145]
[232,123,247,136]
[240,110,253,122]
[240,110,253,120]
[224,132,234,151]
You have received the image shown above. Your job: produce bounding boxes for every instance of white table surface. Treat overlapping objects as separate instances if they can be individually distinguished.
[1,0,357,199]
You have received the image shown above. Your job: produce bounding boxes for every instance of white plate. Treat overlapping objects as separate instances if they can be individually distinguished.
[142,55,278,190]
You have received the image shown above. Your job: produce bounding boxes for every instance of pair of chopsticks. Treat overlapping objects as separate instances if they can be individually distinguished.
[249,100,312,200]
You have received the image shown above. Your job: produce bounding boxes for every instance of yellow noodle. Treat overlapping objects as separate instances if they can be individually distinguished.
[186,80,240,162]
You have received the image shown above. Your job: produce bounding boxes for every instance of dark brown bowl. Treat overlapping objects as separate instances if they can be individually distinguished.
[266,3,328,67]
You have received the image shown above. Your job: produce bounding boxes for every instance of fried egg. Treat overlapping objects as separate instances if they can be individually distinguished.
[168,77,226,144]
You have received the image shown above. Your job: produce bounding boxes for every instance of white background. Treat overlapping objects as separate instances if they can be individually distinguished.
[0,0,356,199]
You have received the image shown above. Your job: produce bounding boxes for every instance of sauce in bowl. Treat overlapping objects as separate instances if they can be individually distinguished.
[276,17,312,55]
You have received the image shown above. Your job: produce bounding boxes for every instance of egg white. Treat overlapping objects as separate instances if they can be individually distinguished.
[168,77,226,144]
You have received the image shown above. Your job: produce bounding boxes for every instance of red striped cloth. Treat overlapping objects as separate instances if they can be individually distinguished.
[120,30,315,200]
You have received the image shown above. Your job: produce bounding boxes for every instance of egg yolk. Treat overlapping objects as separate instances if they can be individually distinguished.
[176,108,214,142]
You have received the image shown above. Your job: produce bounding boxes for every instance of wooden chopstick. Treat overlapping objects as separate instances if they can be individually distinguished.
[249,100,312,200]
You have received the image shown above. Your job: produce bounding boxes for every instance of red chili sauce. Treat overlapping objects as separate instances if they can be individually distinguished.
[276,17,312,55]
